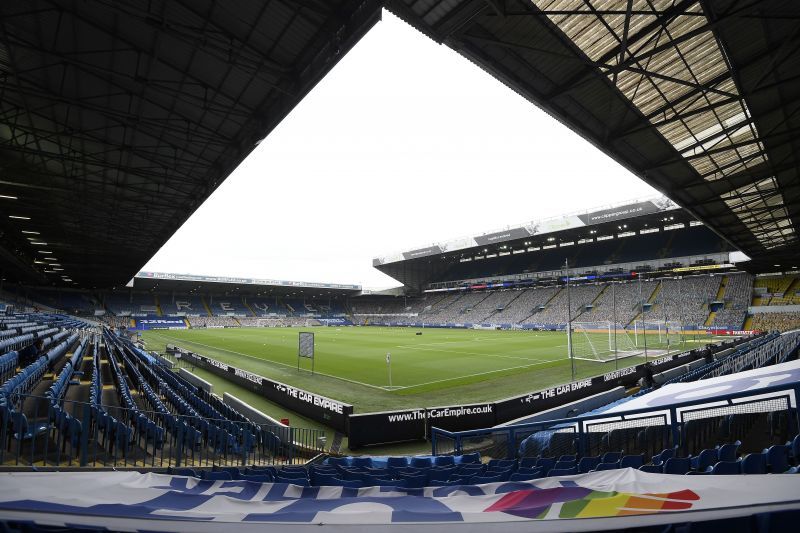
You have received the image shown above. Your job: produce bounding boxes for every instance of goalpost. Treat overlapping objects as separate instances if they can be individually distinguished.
[571,321,643,363]
[571,320,684,363]
[629,320,684,353]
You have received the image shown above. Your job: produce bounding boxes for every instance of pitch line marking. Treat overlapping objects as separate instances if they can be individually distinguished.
[399,345,552,362]
[401,357,565,390]
[146,331,567,392]
[393,336,538,348]
[146,332,389,391]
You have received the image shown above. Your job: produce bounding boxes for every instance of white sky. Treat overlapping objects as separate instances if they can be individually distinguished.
[142,10,660,290]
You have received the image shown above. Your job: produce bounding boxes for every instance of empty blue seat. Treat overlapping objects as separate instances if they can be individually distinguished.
[519,457,539,469]
[277,469,309,479]
[201,471,232,481]
[427,468,456,482]
[397,473,427,488]
[652,447,677,465]
[213,466,242,478]
[460,452,480,464]
[639,465,663,474]
[663,458,691,475]
[368,478,408,488]
[601,452,622,463]
[434,455,455,466]
[765,445,791,474]
[274,476,309,486]
[509,472,539,482]
[387,456,408,469]
[710,461,741,475]
[690,449,719,471]
[548,467,578,477]
[620,455,644,469]
[515,467,542,478]
[10,412,48,441]
[719,441,741,462]
[578,456,601,473]
[487,458,517,469]
[313,472,340,486]
[240,474,272,483]
[741,453,767,474]
[246,466,277,476]
[346,457,369,468]
[326,457,349,467]
[471,474,503,484]
[410,457,432,468]
[535,457,556,473]
[331,477,362,488]
[485,468,513,481]
[553,460,576,470]
[171,467,198,477]
[790,434,800,463]
[594,462,619,472]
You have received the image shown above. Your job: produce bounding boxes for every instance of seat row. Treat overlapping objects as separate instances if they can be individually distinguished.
[0,351,18,383]
[46,337,89,452]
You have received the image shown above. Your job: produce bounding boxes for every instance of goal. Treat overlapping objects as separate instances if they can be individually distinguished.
[628,320,684,354]
[571,321,642,363]
[571,320,685,363]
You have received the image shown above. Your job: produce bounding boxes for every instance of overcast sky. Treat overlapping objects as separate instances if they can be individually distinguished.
[142,10,661,289]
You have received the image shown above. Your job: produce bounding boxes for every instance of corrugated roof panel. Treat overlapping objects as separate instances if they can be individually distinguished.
[530,0,794,249]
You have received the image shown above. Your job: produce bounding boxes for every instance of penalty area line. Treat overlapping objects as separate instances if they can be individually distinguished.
[147,332,390,392]
[401,357,565,391]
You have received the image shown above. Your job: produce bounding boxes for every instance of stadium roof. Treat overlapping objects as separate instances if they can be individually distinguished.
[374,195,680,265]
[0,0,381,288]
[387,0,800,271]
[374,198,731,289]
[132,271,361,296]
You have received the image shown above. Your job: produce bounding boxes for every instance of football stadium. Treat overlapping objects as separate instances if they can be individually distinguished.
[1,1,800,531]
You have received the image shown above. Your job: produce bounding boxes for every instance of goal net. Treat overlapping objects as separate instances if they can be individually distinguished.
[571,320,684,363]
[626,320,684,355]
[571,321,643,363]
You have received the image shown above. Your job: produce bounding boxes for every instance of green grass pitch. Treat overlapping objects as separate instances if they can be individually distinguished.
[141,326,702,418]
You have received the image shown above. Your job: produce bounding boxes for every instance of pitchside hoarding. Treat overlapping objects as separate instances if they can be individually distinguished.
[348,402,496,449]
[180,350,352,432]
[133,318,187,330]
[176,337,746,446]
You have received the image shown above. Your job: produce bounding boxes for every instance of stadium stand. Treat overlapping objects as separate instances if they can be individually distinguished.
[514,284,605,325]
[752,313,800,333]
[187,316,240,328]
[488,286,561,325]
[457,289,525,324]
[348,274,752,330]
[159,294,208,317]
[23,289,97,316]
[753,274,800,306]
[208,297,252,317]
[439,331,800,468]
[711,273,753,329]
[433,225,727,284]
[104,292,159,317]
[580,280,659,325]
[247,297,289,317]
[657,275,720,327]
